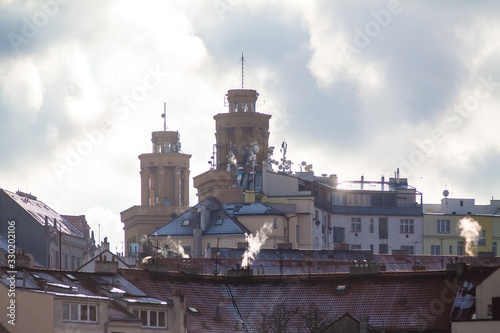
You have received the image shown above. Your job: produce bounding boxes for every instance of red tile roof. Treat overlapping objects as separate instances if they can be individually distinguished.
[119,267,482,332]
[120,269,241,332]
[61,214,90,238]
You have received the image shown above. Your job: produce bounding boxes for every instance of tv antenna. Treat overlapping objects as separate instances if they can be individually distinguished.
[241,53,244,89]
[161,102,167,131]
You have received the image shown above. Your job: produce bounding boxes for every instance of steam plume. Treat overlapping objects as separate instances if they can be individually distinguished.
[458,217,481,256]
[242,222,272,267]
[165,236,189,258]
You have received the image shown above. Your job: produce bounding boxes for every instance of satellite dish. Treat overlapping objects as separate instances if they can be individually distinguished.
[301,161,307,166]
[443,189,449,198]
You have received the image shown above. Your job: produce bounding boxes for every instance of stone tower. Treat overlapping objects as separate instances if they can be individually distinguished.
[121,129,191,256]
[214,89,271,169]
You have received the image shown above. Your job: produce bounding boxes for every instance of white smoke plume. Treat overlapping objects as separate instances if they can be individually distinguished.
[458,217,482,256]
[242,222,273,268]
[164,236,189,258]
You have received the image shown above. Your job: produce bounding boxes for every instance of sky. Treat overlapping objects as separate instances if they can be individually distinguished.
[1,0,500,252]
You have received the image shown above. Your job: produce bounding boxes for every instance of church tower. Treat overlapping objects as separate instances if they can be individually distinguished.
[194,56,272,202]
[214,88,271,169]
[121,105,191,256]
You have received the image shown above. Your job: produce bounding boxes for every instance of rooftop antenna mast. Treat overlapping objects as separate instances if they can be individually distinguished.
[241,53,244,89]
[161,102,167,131]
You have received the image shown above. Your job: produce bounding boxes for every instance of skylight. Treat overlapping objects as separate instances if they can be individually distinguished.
[215,219,223,225]
[182,220,190,226]
[65,274,78,281]
[336,285,347,292]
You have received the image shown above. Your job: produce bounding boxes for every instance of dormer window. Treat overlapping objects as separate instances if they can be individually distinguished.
[133,309,167,329]
[63,303,98,323]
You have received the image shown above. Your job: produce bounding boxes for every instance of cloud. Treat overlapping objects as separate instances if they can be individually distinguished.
[1,0,500,252]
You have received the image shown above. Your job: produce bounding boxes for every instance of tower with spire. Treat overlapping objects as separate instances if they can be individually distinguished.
[121,104,191,256]
[194,55,271,202]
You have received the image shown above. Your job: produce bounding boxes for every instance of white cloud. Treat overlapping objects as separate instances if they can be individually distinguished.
[2,0,500,252]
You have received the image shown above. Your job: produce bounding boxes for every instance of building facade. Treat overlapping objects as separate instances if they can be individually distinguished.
[0,188,95,269]
[423,197,500,256]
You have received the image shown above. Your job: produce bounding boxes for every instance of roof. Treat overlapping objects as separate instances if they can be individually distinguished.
[0,266,169,325]
[60,214,90,238]
[119,267,471,332]
[152,250,500,276]
[150,196,251,237]
[0,188,83,238]
[222,202,286,216]
[335,180,416,192]
[76,249,134,271]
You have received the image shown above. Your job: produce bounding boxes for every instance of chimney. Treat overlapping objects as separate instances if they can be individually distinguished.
[329,174,338,187]
[349,261,381,276]
[199,204,210,231]
[360,315,370,333]
[95,255,119,273]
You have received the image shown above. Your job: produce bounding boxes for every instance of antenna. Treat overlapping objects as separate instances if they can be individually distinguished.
[241,53,244,89]
[161,102,167,131]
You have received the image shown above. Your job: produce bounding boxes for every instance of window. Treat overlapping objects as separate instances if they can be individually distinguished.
[437,220,450,233]
[493,242,497,256]
[332,192,344,206]
[63,303,97,323]
[460,200,464,207]
[457,241,463,256]
[296,225,299,243]
[379,244,388,254]
[273,218,277,229]
[351,217,361,232]
[332,227,345,243]
[351,244,361,250]
[449,245,453,255]
[346,193,370,206]
[401,245,414,254]
[431,245,441,255]
[369,218,374,233]
[379,218,388,239]
[400,219,414,233]
[488,304,493,316]
[478,230,486,246]
[133,309,167,328]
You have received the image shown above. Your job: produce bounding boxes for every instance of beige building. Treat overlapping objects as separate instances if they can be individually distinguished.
[0,263,186,333]
[149,196,295,257]
[424,197,500,256]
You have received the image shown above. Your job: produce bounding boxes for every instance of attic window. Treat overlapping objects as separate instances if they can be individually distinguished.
[215,219,223,225]
[32,273,46,281]
[336,285,347,292]
[182,220,190,226]
[66,274,78,281]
